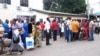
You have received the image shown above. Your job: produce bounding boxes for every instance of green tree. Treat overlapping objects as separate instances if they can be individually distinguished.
[43,0,86,14]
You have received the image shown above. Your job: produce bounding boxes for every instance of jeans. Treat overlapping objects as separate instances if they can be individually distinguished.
[89,29,94,41]
[41,30,44,40]
[65,28,70,42]
[69,30,73,41]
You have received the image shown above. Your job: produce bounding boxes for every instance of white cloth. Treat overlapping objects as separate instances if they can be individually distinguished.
[17,22,23,28]
[13,29,19,36]
[61,23,64,32]
[45,21,50,32]
[18,36,24,49]
[65,20,72,30]
[0,24,4,37]
[89,21,95,29]
[99,22,100,27]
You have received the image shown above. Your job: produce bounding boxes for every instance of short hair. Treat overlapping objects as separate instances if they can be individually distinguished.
[67,17,71,20]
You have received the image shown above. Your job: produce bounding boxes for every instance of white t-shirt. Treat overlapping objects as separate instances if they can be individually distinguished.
[61,23,64,32]
[66,20,72,30]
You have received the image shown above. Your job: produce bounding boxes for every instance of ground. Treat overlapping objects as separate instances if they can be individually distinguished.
[1,34,100,56]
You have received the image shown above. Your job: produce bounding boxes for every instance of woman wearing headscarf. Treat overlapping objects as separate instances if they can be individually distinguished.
[83,19,89,40]
[34,22,42,47]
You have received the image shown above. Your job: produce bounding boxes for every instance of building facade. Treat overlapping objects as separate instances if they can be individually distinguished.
[0,0,86,22]
[0,0,35,21]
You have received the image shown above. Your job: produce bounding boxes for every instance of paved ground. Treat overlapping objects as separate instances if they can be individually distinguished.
[1,34,100,56]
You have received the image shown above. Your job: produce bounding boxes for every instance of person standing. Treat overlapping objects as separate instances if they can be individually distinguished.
[59,21,64,37]
[7,19,24,55]
[0,19,5,54]
[51,19,58,41]
[71,19,79,41]
[64,17,72,42]
[3,19,9,34]
[17,19,24,47]
[89,20,95,41]
[28,19,33,37]
[67,17,73,41]
[45,18,51,45]
[83,20,89,40]
[40,20,45,41]
[34,22,42,47]
[23,20,28,49]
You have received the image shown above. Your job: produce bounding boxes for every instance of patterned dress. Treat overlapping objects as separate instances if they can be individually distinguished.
[34,25,42,47]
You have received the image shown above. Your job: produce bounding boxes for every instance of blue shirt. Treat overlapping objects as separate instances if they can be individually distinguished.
[3,22,9,33]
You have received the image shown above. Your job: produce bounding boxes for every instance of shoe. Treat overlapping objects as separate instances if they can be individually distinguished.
[67,40,69,42]
[46,43,51,46]
[17,52,22,55]
[89,39,94,41]
[6,52,11,55]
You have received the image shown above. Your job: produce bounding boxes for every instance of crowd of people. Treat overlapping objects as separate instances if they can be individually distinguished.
[0,16,96,55]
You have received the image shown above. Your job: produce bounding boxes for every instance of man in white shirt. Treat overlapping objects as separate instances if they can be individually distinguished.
[64,17,72,42]
[45,18,51,45]
[89,20,94,41]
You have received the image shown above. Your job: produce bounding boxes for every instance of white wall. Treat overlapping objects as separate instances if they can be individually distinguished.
[0,0,35,21]
[35,12,48,22]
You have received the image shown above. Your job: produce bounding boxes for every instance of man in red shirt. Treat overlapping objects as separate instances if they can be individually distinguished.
[40,20,45,41]
[51,19,58,41]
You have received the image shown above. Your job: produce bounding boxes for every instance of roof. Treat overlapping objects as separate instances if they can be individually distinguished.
[32,9,85,17]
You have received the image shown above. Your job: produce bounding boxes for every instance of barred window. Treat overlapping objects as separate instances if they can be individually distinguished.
[0,0,11,4]
[20,0,28,7]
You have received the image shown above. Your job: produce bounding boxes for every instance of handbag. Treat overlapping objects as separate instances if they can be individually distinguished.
[26,37,34,49]
[13,35,20,44]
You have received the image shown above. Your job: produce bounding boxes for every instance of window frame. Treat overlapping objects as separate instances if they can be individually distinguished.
[0,0,11,4]
[20,0,28,7]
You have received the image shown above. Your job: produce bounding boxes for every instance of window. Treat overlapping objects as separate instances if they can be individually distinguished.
[20,0,28,7]
[0,0,11,4]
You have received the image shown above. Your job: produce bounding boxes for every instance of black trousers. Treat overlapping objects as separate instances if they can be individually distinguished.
[46,30,51,45]
[59,28,62,37]
[73,32,79,40]
[53,30,57,41]
[49,29,52,39]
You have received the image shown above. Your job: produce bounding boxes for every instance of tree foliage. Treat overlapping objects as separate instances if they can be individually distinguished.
[43,0,86,14]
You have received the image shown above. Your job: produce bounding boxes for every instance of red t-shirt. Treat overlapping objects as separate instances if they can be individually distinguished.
[51,22,58,30]
[40,23,45,30]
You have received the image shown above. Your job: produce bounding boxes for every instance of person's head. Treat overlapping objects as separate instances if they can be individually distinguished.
[17,18,21,22]
[5,19,9,24]
[67,17,71,20]
[84,19,87,22]
[40,19,43,23]
[21,20,24,23]
[36,21,40,26]
[44,21,46,24]
[12,19,17,24]
[72,19,76,21]
[47,17,50,22]
[53,19,56,22]
[0,19,2,24]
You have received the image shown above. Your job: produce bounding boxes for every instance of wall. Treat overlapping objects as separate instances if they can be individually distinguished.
[35,12,48,22]
[48,14,85,20]
[0,0,35,21]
